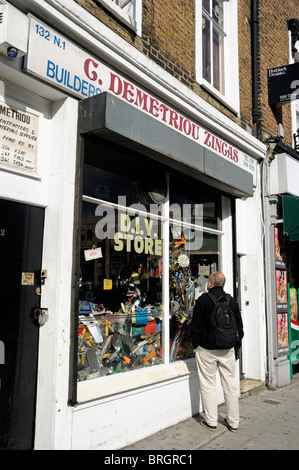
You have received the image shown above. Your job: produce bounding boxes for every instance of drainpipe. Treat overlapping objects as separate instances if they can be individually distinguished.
[251,0,259,124]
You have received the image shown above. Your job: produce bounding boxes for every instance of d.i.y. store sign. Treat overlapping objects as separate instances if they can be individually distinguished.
[25,16,255,176]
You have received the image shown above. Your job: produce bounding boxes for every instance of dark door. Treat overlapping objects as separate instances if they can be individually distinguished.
[0,199,44,450]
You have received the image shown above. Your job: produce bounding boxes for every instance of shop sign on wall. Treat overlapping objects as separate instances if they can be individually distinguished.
[0,101,38,174]
[24,16,255,177]
[268,63,299,106]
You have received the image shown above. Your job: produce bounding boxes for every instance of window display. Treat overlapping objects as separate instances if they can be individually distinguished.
[168,176,220,361]
[77,151,222,382]
[78,200,164,380]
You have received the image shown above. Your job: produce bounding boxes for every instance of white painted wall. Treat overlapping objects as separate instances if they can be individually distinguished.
[235,164,267,382]
[34,96,78,450]
[0,75,78,449]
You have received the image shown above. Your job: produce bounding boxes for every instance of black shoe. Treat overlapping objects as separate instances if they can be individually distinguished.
[224,418,238,432]
[200,420,217,431]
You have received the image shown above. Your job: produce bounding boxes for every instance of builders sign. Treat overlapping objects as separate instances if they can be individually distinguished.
[268,63,299,105]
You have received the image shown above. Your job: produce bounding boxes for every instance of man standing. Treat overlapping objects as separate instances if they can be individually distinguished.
[191,271,244,432]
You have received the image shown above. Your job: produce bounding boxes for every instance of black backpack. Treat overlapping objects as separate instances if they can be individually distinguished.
[206,292,238,349]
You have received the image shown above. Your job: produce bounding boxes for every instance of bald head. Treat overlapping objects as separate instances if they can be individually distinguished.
[208,272,226,289]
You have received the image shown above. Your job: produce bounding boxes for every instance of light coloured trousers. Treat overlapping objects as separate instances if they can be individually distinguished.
[195,346,239,428]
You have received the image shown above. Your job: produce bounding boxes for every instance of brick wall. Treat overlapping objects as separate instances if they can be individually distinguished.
[75,0,298,147]
[142,0,195,89]
[74,0,239,121]
[257,0,298,146]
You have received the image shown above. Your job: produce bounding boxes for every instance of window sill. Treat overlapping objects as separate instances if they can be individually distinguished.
[199,78,240,115]
[96,0,139,35]
[76,358,197,403]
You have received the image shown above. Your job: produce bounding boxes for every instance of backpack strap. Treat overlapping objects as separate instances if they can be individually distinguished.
[206,292,217,304]
[207,292,231,304]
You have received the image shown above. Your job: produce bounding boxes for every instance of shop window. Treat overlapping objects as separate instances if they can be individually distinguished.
[77,152,222,382]
[96,0,142,36]
[195,0,239,112]
[168,176,220,360]
[78,199,163,380]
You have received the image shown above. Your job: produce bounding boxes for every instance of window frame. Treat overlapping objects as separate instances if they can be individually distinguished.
[195,0,240,113]
[202,0,226,94]
[75,158,226,395]
[97,0,142,36]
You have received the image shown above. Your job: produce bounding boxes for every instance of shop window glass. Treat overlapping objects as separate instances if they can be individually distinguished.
[168,176,220,361]
[83,164,141,206]
[78,194,165,381]
[77,161,222,381]
[169,175,220,230]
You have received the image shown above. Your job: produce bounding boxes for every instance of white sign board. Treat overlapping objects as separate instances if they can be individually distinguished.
[25,15,256,177]
[0,101,38,174]
[84,246,102,261]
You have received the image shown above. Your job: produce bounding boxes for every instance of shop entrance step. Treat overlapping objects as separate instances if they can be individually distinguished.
[240,379,265,398]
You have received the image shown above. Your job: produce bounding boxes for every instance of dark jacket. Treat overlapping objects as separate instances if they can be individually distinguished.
[191,286,244,350]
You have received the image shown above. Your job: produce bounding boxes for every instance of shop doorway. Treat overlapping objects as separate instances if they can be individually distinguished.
[0,199,44,450]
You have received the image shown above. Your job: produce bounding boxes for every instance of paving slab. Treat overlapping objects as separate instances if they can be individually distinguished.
[123,376,299,451]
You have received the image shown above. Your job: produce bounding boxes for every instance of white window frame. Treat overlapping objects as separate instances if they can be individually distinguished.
[77,185,226,400]
[195,0,240,114]
[97,0,142,36]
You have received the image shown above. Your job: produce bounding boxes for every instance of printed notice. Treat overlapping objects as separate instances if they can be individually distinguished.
[84,246,102,261]
[0,101,39,174]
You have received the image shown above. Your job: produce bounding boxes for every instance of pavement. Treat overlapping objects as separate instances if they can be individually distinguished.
[123,375,299,451]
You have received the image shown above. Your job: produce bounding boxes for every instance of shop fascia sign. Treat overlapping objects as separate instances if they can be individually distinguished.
[268,62,299,105]
[24,15,255,176]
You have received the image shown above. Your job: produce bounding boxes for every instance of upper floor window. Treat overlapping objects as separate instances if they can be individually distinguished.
[202,0,225,93]
[97,0,142,36]
[196,0,239,113]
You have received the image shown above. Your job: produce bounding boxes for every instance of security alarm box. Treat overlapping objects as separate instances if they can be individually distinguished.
[0,4,28,58]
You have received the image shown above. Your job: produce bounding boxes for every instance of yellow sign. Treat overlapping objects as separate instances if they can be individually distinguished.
[21,272,35,285]
[103,279,113,290]
[113,214,163,256]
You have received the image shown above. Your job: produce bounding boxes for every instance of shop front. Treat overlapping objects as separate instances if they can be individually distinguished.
[0,68,78,449]
[67,92,261,449]
[269,150,299,384]
[0,2,267,450]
